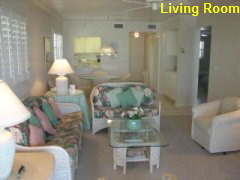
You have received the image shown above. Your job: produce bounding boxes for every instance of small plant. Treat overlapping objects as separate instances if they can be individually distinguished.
[121,107,144,120]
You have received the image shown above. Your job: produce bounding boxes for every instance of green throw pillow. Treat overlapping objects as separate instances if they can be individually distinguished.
[106,88,123,107]
[42,101,59,127]
[130,87,144,107]
[117,89,137,108]
[28,113,42,128]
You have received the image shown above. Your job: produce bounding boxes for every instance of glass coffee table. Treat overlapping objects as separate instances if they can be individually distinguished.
[108,118,169,174]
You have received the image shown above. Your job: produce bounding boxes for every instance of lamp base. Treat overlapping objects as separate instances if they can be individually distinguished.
[56,75,69,95]
[0,129,15,179]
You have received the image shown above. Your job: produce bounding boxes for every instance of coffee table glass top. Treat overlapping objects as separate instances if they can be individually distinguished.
[109,119,169,148]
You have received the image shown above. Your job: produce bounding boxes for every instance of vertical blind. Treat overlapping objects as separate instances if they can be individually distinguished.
[53,33,63,60]
[0,8,29,86]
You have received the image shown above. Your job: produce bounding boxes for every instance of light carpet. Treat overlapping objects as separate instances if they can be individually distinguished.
[75,115,240,180]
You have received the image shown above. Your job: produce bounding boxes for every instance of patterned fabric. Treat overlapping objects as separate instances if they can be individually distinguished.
[33,106,57,135]
[94,105,159,118]
[92,84,155,108]
[46,135,79,162]
[8,121,29,146]
[41,99,59,127]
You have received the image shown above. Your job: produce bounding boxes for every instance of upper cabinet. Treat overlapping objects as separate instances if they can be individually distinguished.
[167,30,178,56]
[74,37,101,53]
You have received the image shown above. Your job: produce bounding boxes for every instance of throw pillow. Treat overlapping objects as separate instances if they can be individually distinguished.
[33,106,56,135]
[8,121,29,146]
[130,87,145,107]
[106,88,123,107]
[27,108,42,128]
[117,89,137,108]
[48,97,63,118]
[41,99,59,127]
[29,124,46,146]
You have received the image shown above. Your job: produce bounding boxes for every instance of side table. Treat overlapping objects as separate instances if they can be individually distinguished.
[9,152,54,180]
[45,90,91,129]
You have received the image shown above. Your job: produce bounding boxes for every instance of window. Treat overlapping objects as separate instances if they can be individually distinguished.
[0,8,29,85]
[53,33,63,60]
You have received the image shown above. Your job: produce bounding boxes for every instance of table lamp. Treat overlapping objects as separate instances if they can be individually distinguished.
[48,59,74,95]
[0,80,30,179]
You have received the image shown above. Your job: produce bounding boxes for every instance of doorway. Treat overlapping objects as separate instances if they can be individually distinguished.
[197,26,212,103]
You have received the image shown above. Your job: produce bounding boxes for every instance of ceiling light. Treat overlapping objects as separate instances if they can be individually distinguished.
[134,32,140,38]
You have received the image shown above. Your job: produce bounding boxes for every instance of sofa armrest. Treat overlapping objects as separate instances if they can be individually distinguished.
[56,102,81,115]
[16,145,72,180]
[192,100,221,120]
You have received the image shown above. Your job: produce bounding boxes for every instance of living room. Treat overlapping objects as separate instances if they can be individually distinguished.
[1,0,240,179]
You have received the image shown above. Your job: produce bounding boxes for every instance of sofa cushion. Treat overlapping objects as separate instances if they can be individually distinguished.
[194,116,214,135]
[106,88,122,107]
[33,106,56,135]
[130,87,144,107]
[117,89,137,108]
[220,97,240,114]
[94,105,159,119]
[41,99,59,127]
[29,124,46,146]
[46,135,79,162]
[8,121,29,146]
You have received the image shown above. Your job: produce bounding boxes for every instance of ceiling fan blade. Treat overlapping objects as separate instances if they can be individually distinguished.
[126,6,151,11]
[122,0,149,5]
[160,0,191,5]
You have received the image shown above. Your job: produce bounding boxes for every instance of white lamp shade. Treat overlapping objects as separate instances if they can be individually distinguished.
[48,59,74,75]
[0,80,30,128]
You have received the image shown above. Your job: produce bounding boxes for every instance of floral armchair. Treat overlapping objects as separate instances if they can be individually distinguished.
[90,82,161,134]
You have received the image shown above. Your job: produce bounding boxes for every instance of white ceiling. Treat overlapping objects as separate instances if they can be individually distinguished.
[32,0,240,22]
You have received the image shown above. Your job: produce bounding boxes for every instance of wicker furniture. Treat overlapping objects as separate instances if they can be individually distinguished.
[109,118,168,174]
[15,99,83,180]
[191,97,240,153]
[90,82,161,134]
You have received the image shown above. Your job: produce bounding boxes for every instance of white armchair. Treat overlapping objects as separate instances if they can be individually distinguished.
[191,97,240,153]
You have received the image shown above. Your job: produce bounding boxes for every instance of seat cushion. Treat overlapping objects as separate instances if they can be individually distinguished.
[194,116,214,135]
[220,97,240,114]
[94,105,159,119]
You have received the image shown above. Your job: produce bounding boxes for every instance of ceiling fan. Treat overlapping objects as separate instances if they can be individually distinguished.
[122,0,190,11]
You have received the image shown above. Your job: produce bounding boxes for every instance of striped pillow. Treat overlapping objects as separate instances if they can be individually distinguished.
[48,97,63,118]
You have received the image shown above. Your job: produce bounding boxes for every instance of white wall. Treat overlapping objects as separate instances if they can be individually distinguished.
[63,20,160,76]
[160,16,197,106]
[1,0,62,98]
[196,13,240,101]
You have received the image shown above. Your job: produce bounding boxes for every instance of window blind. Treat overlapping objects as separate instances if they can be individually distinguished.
[0,8,29,85]
[53,33,63,60]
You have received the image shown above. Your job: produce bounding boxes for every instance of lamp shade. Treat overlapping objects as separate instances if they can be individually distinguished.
[0,80,30,128]
[48,59,74,75]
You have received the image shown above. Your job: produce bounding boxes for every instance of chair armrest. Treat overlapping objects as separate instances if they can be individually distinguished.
[16,145,72,180]
[192,100,221,120]
[56,102,81,115]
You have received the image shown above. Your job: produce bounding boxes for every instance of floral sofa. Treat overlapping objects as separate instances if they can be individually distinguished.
[90,82,161,134]
[9,96,82,180]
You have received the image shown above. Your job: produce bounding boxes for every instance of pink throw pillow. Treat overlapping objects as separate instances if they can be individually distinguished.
[29,124,46,146]
[33,106,56,135]
[48,98,63,118]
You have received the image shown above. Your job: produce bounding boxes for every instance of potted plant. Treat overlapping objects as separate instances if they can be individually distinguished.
[124,107,144,131]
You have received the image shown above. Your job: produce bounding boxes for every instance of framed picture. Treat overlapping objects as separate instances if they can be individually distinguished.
[44,37,53,71]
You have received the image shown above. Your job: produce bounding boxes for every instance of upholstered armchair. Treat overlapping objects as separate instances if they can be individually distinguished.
[191,97,240,153]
